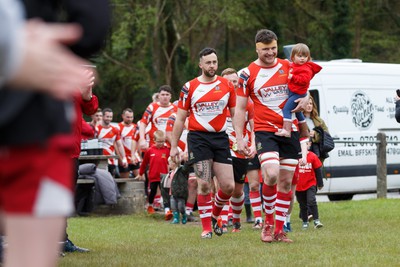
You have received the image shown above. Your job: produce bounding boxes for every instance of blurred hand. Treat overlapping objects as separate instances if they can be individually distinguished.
[134,175,145,181]
[292,94,309,113]
[247,144,256,159]
[8,20,90,99]
[288,68,293,80]
[80,68,96,100]
[170,146,180,164]
[299,157,307,166]
[121,157,128,168]
[131,154,139,165]
[180,150,188,162]
[139,139,148,151]
[236,139,251,157]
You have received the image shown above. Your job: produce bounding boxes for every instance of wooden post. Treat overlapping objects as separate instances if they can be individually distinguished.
[376,132,387,199]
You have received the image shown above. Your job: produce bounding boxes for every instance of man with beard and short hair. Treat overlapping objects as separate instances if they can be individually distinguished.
[118,108,140,178]
[233,29,309,243]
[170,47,236,239]
[97,108,128,177]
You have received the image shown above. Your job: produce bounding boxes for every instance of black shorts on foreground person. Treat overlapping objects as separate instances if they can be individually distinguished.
[187,131,232,165]
[255,131,301,160]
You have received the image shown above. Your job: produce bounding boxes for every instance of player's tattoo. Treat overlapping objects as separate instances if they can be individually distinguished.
[194,159,212,182]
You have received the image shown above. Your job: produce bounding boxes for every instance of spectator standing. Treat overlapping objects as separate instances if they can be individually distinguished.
[97,108,128,177]
[303,95,330,162]
[295,141,324,229]
[118,108,140,178]
[66,68,99,253]
[234,29,308,243]
[170,47,236,239]
[136,130,170,214]
[283,95,331,229]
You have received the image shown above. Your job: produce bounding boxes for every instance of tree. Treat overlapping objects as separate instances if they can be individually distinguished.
[91,0,400,119]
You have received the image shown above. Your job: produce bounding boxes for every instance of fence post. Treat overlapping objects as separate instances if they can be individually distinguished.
[376,132,387,199]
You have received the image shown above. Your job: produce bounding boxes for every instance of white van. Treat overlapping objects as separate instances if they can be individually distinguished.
[308,60,400,200]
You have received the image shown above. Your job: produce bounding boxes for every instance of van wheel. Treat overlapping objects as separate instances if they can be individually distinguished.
[327,194,354,201]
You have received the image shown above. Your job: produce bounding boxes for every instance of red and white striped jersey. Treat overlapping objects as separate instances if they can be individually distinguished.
[166,112,188,152]
[118,122,138,164]
[237,59,291,132]
[178,76,236,132]
[226,100,254,159]
[140,102,176,146]
[97,124,121,165]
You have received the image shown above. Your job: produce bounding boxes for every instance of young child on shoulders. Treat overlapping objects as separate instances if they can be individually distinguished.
[276,43,322,138]
[295,141,324,230]
[276,43,322,166]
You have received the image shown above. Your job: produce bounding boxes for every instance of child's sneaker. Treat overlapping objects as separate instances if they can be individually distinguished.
[302,222,309,230]
[147,206,155,214]
[283,222,292,232]
[222,224,228,233]
[171,211,179,224]
[181,213,187,224]
[314,220,324,229]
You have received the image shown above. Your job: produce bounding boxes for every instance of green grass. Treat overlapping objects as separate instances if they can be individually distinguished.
[60,199,400,267]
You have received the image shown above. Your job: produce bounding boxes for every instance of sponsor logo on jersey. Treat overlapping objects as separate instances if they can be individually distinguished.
[156,117,168,126]
[195,100,225,116]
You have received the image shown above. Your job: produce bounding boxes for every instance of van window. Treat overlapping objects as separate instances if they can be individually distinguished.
[309,89,320,114]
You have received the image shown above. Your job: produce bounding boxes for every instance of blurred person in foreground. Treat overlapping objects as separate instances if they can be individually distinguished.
[0,1,95,267]
[0,0,110,266]
[21,0,110,255]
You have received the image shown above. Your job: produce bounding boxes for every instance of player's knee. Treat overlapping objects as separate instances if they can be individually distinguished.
[249,181,260,192]
[198,183,210,195]
[221,183,234,196]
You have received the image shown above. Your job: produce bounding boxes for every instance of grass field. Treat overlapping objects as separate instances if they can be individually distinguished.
[59,198,400,267]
